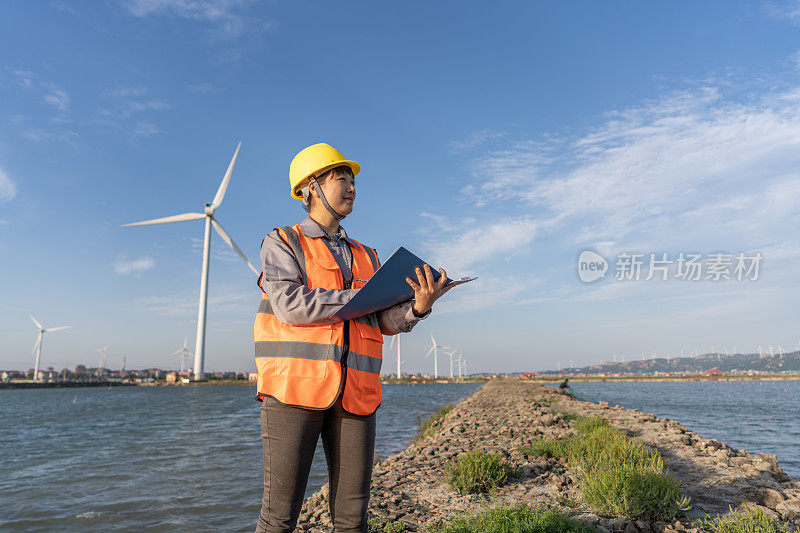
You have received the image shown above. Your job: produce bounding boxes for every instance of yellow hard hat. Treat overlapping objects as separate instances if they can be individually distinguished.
[289,143,361,200]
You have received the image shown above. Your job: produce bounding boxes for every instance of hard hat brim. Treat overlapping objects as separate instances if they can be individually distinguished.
[291,159,361,200]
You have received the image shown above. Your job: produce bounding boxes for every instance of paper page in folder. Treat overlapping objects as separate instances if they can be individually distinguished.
[333,247,476,321]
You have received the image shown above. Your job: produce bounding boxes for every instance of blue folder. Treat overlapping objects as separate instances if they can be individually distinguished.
[333,246,477,321]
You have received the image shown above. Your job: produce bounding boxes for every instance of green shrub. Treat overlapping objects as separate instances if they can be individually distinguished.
[444,450,512,495]
[518,437,573,459]
[529,399,552,407]
[574,416,610,434]
[426,501,595,533]
[417,404,453,440]
[697,506,796,533]
[518,423,690,521]
[369,518,407,533]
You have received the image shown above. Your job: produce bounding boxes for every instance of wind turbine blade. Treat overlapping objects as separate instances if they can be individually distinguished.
[389,336,396,349]
[425,346,435,357]
[430,333,436,346]
[104,345,109,351]
[122,213,205,227]
[170,349,183,356]
[45,326,70,332]
[31,332,42,356]
[211,219,259,275]
[211,142,241,209]
[29,314,43,330]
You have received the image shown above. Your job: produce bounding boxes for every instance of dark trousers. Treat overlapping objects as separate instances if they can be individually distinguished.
[254,391,376,533]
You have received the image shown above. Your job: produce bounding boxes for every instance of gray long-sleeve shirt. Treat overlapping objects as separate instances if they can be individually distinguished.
[259,216,428,335]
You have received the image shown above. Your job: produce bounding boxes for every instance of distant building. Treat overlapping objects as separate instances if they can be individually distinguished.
[165,372,177,383]
[248,372,258,382]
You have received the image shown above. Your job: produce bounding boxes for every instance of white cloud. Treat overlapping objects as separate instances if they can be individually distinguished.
[0,167,17,202]
[115,256,155,275]
[425,215,551,274]
[124,0,266,39]
[43,87,69,112]
[133,120,161,138]
[450,129,507,152]
[13,70,33,89]
[458,81,800,253]
[433,275,543,315]
[766,0,800,25]
[135,290,251,316]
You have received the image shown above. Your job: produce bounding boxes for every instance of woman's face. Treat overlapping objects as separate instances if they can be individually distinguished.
[316,167,356,216]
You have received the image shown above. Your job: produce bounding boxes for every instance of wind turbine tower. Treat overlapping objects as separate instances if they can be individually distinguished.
[171,337,193,372]
[123,143,259,381]
[28,314,70,381]
[389,335,402,378]
[95,345,109,371]
[425,334,448,378]
[446,348,459,379]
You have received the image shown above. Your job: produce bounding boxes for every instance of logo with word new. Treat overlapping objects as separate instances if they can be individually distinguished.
[577,250,608,283]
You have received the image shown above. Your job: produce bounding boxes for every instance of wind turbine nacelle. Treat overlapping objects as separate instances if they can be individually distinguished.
[204,204,214,216]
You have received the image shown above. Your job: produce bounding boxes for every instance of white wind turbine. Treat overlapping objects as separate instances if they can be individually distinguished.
[29,314,69,381]
[171,337,193,372]
[445,347,459,379]
[425,333,448,379]
[388,335,402,379]
[95,345,109,373]
[123,143,258,380]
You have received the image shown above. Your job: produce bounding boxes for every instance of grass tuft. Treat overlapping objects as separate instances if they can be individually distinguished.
[518,421,690,521]
[369,518,407,533]
[697,506,796,533]
[518,437,573,459]
[444,450,512,495]
[416,404,453,440]
[574,416,610,434]
[426,501,596,533]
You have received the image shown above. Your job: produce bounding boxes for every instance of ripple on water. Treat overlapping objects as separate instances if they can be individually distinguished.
[0,383,482,532]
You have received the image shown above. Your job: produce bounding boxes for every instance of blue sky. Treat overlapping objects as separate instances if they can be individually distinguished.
[2,1,800,374]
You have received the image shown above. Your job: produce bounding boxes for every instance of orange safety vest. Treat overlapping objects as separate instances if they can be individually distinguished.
[253,224,384,415]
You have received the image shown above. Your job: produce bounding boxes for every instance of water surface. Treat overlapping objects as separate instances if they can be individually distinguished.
[0,382,481,532]
[563,380,800,477]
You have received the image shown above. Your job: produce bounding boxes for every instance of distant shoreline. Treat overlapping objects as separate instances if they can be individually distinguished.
[533,374,800,383]
[4,374,798,390]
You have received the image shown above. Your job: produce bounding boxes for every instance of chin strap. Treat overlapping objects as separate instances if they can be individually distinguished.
[310,175,345,221]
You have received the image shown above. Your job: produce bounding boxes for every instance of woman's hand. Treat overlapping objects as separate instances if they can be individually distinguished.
[406,264,453,317]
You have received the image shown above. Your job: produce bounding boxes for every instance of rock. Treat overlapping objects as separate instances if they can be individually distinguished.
[609,518,627,531]
[775,500,800,521]
[635,520,652,533]
[758,488,786,508]
[753,453,784,474]
[624,521,639,533]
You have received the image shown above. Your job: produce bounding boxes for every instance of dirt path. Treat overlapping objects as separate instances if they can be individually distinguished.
[295,379,800,532]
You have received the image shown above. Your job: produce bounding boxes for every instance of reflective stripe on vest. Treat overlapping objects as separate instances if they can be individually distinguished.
[253,224,384,415]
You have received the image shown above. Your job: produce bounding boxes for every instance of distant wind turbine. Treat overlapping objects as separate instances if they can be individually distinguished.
[445,347,459,379]
[123,143,258,381]
[388,335,402,379]
[425,334,448,378]
[29,314,70,381]
[95,345,109,372]
[170,337,193,372]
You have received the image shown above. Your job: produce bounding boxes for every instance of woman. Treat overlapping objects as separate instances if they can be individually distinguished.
[253,143,452,532]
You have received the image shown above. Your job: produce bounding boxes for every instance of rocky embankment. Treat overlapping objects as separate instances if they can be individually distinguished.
[296,379,800,532]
